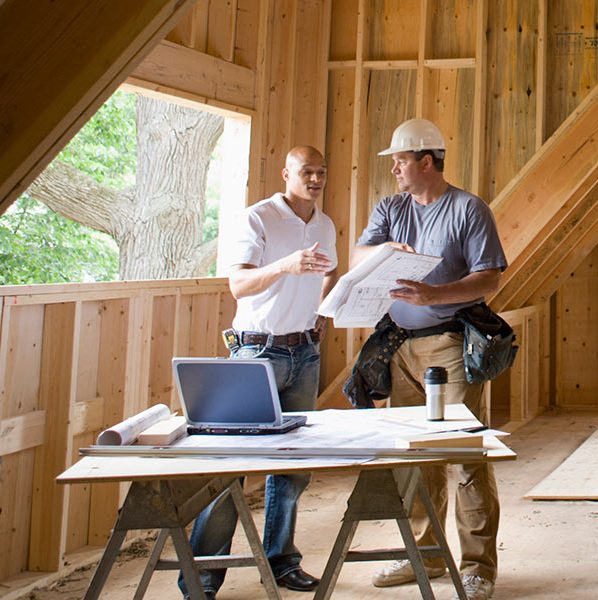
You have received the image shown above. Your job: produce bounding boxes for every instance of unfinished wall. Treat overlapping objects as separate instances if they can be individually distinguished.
[129,0,331,207]
[322,0,598,410]
[0,280,235,584]
[546,2,598,410]
[0,0,597,593]
[323,0,492,384]
[1,0,594,407]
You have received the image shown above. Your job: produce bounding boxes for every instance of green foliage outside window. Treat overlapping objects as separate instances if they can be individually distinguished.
[0,196,119,285]
[0,90,222,285]
[59,90,137,190]
[0,91,136,285]
[0,92,130,285]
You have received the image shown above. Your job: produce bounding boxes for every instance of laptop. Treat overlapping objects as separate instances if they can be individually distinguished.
[172,357,308,435]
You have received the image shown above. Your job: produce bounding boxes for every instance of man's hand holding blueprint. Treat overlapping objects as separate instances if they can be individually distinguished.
[318,244,442,328]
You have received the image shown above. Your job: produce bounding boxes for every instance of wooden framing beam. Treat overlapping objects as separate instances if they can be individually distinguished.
[535,0,548,149]
[415,0,430,117]
[345,0,370,363]
[128,40,256,112]
[471,0,488,196]
[491,84,598,311]
[493,182,598,310]
[0,410,46,456]
[0,0,196,215]
[247,0,272,204]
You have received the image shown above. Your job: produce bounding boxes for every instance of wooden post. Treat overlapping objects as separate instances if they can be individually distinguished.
[29,302,79,571]
[472,0,488,196]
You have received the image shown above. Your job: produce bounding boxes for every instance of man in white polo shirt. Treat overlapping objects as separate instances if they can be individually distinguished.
[179,146,338,600]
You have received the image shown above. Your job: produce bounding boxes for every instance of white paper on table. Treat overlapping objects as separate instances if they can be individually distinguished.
[81,405,508,470]
[173,405,487,455]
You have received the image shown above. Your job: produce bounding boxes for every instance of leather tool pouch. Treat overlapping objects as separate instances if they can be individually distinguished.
[454,303,519,384]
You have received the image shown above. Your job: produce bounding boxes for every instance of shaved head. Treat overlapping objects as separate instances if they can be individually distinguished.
[285,146,325,169]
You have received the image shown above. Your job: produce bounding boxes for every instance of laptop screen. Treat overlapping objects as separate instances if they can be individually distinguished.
[173,358,281,426]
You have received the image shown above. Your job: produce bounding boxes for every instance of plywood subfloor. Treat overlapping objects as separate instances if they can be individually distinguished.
[11,407,598,600]
[525,428,598,500]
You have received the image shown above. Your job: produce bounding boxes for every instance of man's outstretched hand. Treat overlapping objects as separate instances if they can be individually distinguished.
[283,242,333,275]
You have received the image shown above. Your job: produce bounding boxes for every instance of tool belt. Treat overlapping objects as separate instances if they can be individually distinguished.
[222,328,320,350]
[343,314,463,408]
[401,319,463,338]
[343,306,518,408]
[454,302,519,384]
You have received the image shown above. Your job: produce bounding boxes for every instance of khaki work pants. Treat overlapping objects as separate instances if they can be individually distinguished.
[390,332,499,582]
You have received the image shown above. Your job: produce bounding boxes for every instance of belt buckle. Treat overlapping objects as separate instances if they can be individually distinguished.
[244,331,268,346]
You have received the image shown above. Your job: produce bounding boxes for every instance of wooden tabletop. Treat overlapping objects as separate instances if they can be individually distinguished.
[58,404,516,484]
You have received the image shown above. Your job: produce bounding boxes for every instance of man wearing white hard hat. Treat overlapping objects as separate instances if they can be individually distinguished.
[351,118,507,600]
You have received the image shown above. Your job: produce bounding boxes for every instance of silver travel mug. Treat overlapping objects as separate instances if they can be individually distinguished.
[424,366,447,421]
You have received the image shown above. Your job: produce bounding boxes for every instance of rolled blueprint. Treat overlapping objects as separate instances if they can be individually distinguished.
[96,404,171,445]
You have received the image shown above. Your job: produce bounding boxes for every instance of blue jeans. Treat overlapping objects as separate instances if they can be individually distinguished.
[178,341,320,596]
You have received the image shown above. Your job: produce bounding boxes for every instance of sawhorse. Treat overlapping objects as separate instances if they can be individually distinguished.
[314,467,467,600]
[82,476,282,600]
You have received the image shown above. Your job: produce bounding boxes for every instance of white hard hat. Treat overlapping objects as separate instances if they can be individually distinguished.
[378,118,445,157]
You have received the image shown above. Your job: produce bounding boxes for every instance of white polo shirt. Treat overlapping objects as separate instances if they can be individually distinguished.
[231,193,337,335]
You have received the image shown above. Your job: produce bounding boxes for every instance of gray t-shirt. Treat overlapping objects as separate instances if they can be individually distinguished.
[357,185,507,329]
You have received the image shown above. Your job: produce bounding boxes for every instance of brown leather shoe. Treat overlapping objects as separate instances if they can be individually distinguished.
[276,568,320,591]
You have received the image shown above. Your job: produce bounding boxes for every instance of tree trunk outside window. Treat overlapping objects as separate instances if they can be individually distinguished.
[27,95,224,280]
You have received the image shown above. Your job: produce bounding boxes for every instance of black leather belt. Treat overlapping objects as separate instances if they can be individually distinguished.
[240,329,320,347]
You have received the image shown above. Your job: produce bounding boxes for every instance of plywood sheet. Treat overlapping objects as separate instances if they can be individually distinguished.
[149,294,176,408]
[366,70,416,211]
[525,429,598,500]
[368,0,420,61]
[423,66,475,191]
[556,246,598,408]
[428,0,476,60]
[484,0,538,201]
[329,0,358,61]
[546,1,598,138]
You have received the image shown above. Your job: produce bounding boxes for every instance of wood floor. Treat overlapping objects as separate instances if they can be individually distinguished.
[21,408,598,600]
